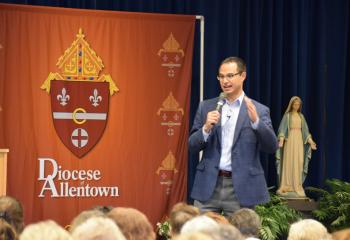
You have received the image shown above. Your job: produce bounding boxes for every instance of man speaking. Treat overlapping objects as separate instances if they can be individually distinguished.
[188,57,278,216]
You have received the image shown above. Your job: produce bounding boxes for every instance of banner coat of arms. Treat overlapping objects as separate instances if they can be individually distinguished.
[41,29,118,158]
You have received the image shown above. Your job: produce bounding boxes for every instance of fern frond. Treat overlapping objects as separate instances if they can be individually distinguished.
[311,179,350,231]
[259,226,274,240]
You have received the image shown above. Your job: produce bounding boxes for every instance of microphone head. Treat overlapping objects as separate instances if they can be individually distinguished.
[216,92,226,111]
[219,92,227,101]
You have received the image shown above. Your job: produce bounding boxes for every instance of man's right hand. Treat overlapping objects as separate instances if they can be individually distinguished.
[203,110,220,133]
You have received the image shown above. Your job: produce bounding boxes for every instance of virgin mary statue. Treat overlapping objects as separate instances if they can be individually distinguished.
[276,96,317,198]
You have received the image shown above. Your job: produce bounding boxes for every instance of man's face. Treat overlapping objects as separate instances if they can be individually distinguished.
[218,62,246,98]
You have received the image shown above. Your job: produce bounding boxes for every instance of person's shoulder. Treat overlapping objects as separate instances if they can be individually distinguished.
[194,97,218,113]
[299,112,306,120]
[200,97,218,106]
[249,98,269,110]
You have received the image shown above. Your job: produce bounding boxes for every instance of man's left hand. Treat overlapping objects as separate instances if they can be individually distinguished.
[244,96,258,123]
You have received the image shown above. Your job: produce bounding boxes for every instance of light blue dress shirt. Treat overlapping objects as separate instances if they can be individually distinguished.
[202,92,259,171]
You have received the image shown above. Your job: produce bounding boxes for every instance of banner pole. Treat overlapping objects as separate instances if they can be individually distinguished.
[196,15,204,102]
[196,15,204,161]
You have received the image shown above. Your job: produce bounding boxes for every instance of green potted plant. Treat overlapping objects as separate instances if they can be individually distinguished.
[307,178,350,232]
[156,219,171,240]
[156,192,303,240]
[255,193,303,240]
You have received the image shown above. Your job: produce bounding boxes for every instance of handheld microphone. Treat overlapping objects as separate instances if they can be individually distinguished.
[215,92,226,111]
[211,92,226,126]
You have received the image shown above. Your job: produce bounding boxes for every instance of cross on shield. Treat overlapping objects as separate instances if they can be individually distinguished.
[50,80,109,158]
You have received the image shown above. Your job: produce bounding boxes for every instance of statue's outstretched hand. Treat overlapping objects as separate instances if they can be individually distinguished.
[311,142,317,150]
[309,139,317,150]
[278,138,284,148]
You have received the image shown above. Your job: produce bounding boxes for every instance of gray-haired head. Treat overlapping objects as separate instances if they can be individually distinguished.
[72,217,125,240]
[180,215,219,235]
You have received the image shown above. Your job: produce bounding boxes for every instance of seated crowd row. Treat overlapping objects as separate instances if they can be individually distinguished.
[0,195,349,240]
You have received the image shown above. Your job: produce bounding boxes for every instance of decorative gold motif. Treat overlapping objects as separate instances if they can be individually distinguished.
[72,108,87,125]
[157,33,184,56]
[157,92,184,115]
[41,28,118,95]
[156,150,178,174]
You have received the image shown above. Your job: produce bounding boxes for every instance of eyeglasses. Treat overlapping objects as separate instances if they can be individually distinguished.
[217,72,242,81]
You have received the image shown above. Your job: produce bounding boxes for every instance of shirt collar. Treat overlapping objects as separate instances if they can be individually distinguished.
[224,92,245,106]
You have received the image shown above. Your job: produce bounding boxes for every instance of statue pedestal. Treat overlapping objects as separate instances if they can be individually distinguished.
[284,197,318,218]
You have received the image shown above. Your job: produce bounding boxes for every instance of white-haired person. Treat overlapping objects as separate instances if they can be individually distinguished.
[181,215,244,240]
[72,217,125,240]
[288,219,332,240]
[68,209,105,233]
[206,224,244,240]
[20,220,72,240]
[172,232,213,240]
[180,215,219,235]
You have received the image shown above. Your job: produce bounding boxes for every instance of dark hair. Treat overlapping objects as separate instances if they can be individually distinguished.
[0,196,24,234]
[219,57,246,73]
[92,205,114,214]
[0,219,18,240]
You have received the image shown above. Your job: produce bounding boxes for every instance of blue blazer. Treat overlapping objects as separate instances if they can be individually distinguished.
[188,96,278,206]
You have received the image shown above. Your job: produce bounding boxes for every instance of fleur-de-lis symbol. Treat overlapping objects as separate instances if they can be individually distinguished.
[57,88,70,106]
[89,89,102,107]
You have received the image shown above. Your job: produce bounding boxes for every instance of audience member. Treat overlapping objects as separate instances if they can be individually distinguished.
[0,219,18,240]
[92,205,114,214]
[287,219,332,240]
[169,202,200,236]
[332,228,350,240]
[107,207,155,240]
[228,208,261,239]
[204,211,230,225]
[68,209,105,233]
[180,215,219,235]
[20,220,72,240]
[0,196,24,234]
[71,216,125,240]
[172,232,213,240]
[204,224,244,240]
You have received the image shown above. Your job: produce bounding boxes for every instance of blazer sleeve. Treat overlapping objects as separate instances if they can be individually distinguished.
[188,101,208,153]
[255,106,278,153]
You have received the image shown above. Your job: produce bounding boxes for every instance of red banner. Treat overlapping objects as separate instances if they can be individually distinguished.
[0,3,194,226]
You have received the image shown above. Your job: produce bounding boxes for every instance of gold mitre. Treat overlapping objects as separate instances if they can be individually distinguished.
[157,33,184,57]
[156,150,178,174]
[41,28,118,95]
[157,92,184,115]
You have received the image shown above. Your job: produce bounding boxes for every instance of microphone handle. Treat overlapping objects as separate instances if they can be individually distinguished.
[216,102,224,111]
[211,103,223,125]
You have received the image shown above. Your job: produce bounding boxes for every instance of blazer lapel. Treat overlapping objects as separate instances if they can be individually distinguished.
[204,97,222,146]
[215,105,223,147]
[232,99,248,148]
